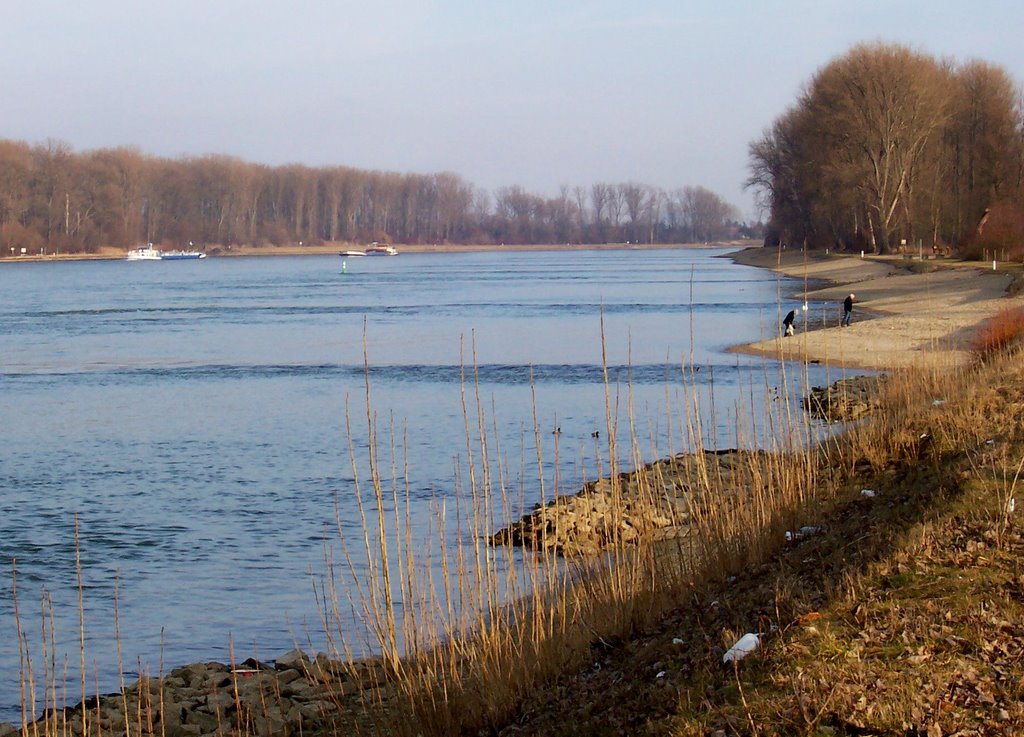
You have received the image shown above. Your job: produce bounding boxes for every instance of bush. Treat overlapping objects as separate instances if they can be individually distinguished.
[0,220,45,255]
[962,200,1024,261]
[970,305,1024,362]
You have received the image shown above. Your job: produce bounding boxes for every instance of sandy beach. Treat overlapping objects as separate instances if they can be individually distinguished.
[728,247,1023,370]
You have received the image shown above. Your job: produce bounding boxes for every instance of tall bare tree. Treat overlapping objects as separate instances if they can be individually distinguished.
[748,43,1024,254]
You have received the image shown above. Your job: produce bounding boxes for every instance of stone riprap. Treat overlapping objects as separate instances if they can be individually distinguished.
[2,383,883,736]
[490,449,773,556]
[802,375,883,422]
[491,378,885,557]
[0,649,399,737]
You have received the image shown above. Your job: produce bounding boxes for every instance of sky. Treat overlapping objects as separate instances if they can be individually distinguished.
[2,1,1023,220]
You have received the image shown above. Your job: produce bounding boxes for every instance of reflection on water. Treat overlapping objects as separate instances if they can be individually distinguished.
[0,248,841,720]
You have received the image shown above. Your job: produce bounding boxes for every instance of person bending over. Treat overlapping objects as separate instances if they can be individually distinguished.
[782,309,796,337]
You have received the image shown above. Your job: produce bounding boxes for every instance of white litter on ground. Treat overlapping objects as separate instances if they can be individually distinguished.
[723,633,761,664]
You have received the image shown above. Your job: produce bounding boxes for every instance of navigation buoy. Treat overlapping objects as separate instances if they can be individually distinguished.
[342,260,347,273]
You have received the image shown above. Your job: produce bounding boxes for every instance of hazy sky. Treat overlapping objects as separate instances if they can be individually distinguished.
[2,1,1022,219]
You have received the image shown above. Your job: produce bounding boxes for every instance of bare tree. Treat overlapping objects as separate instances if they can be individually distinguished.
[0,136,748,251]
[748,43,1024,253]
[945,60,1021,240]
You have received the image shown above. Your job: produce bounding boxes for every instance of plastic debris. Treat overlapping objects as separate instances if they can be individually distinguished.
[861,489,876,498]
[932,399,945,406]
[672,638,685,645]
[786,525,823,541]
[723,633,761,664]
[1007,498,1016,515]
[656,671,666,679]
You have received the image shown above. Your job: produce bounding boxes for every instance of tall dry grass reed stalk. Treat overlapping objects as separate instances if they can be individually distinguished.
[13,320,987,737]
[305,318,836,736]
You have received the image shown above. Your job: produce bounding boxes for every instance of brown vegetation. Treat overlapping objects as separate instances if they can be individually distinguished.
[747,43,1024,257]
[965,199,1024,262]
[484,350,1024,735]
[0,137,746,256]
[969,304,1024,363]
[17,336,1024,736]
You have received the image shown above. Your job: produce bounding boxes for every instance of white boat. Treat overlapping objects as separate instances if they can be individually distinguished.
[126,244,162,261]
[126,244,206,260]
[365,243,398,256]
[160,250,207,260]
[339,250,366,257]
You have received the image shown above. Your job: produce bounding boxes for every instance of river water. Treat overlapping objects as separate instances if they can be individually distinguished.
[0,247,840,720]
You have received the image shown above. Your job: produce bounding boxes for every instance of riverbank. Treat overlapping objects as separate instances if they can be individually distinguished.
[492,345,1024,735]
[728,246,1023,370]
[8,244,1020,736]
[0,240,757,263]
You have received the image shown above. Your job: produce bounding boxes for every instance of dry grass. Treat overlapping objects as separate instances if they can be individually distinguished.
[487,345,1024,735]
[13,337,1024,737]
[314,341,844,735]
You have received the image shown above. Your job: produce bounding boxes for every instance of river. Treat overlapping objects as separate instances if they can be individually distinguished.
[0,247,840,721]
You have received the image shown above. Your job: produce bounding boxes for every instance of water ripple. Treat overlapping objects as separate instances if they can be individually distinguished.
[1,361,750,385]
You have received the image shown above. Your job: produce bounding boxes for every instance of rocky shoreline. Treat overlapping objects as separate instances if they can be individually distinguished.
[802,374,884,422]
[489,449,757,556]
[489,375,884,557]
[5,247,902,734]
[1,376,882,737]
[0,649,403,737]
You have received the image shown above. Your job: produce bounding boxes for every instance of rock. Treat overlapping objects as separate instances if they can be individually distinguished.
[13,644,386,737]
[188,709,221,734]
[201,691,235,715]
[298,701,326,722]
[276,667,304,685]
[170,663,209,688]
[164,724,202,737]
[491,449,758,555]
[803,375,884,422]
[313,652,348,682]
[275,648,311,672]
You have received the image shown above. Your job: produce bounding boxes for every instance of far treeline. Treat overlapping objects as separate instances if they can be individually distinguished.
[0,137,748,254]
[747,42,1024,259]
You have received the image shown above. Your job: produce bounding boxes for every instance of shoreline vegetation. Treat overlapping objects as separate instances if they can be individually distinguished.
[7,246,1024,736]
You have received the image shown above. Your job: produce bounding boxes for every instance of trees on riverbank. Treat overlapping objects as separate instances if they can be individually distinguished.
[0,138,745,254]
[748,43,1024,257]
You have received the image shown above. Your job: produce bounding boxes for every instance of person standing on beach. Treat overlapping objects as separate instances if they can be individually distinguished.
[782,309,796,337]
[842,293,855,327]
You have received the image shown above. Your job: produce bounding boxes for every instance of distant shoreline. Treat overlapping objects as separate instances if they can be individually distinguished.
[0,240,759,263]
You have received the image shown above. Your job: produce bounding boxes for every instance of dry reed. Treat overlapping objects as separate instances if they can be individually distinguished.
[8,328,981,737]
